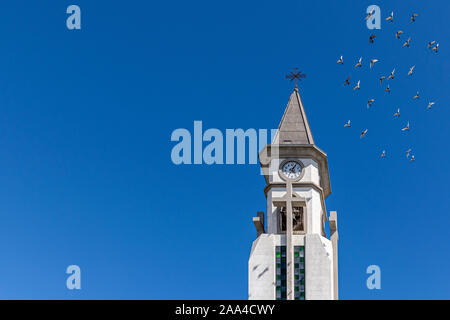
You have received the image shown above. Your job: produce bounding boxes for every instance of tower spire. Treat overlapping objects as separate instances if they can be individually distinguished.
[273,87,315,145]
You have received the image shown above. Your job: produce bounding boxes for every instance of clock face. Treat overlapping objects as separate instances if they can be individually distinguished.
[281,161,303,180]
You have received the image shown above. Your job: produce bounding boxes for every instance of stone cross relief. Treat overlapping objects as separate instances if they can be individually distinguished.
[273,181,306,300]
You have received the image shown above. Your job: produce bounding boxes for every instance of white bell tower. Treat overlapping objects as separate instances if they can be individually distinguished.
[249,86,339,300]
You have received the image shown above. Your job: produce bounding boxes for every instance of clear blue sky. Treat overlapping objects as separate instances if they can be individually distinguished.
[0,0,448,299]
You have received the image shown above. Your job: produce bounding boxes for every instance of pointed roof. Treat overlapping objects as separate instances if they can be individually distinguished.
[259,87,331,197]
[273,87,315,145]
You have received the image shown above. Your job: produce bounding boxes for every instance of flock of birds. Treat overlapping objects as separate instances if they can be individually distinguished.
[338,10,439,162]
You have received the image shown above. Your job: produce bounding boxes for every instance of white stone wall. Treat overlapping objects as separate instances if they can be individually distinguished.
[248,234,277,300]
[249,233,333,300]
[268,158,320,185]
[305,234,334,300]
[266,187,323,235]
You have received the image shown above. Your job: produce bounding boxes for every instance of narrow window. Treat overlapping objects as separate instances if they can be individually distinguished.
[279,207,305,233]
[294,246,306,300]
[276,246,306,300]
[275,246,287,300]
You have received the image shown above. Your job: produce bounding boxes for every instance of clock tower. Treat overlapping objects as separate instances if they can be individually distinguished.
[249,86,339,300]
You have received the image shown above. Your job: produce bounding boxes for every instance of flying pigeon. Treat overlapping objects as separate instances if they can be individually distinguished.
[410,155,415,162]
[370,59,379,68]
[411,13,419,23]
[369,34,376,44]
[408,65,415,76]
[386,12,394,22]
[393,108,400,117]
[344,76,351,86]
[432,43,439,53]
[380,150,386,158]
[406,149,412,158]
[428,41,436,49]
[367,99,375,108]
[344,120,351,127]
[403,37,411,48]
[384,85,391,93]
[379,75,386,84]
[427,102,435,110]
[360,129,368,138]
[396,30,404,39]
[413,91,420,100]
[354,57,362,68]
[402,121,410,131]
[337,56,344,64]
[387,68,395,80]
[365,9,375,21]
[354,80,360,91]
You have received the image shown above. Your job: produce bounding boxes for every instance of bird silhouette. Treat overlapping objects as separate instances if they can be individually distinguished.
[402,37,411,48]
[432,43,439,53]
[386,12,394,22]
[402,121,410,131]
[406,149,412,158]
[370,59,379,68]
[365,9,375,21]
[387,68,395,80]
[344,76,351,86]
[360,129,368,138]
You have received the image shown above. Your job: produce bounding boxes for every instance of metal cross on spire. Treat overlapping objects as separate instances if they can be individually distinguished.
[285,68,306,88]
